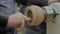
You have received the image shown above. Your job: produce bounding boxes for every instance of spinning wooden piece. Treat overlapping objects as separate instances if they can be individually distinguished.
[24,5,45,26]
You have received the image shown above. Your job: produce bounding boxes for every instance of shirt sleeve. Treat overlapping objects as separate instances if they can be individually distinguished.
[0,0,9,28]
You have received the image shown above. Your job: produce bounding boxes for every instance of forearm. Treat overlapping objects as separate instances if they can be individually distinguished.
[0,13,9,28]
[48,0,60,5]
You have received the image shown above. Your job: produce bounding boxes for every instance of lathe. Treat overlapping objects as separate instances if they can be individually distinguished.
[17,2,60,34]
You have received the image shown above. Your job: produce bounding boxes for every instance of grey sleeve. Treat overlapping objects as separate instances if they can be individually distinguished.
[0,0,9,28]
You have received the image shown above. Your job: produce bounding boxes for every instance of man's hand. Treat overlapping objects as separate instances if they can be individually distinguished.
[7,13,25,27]
[48,0,60,5]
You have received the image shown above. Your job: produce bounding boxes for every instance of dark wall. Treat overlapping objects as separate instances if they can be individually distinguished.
[15,0,48,6]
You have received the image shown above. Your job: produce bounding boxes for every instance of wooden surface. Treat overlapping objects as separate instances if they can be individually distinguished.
[25,5,44,26]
